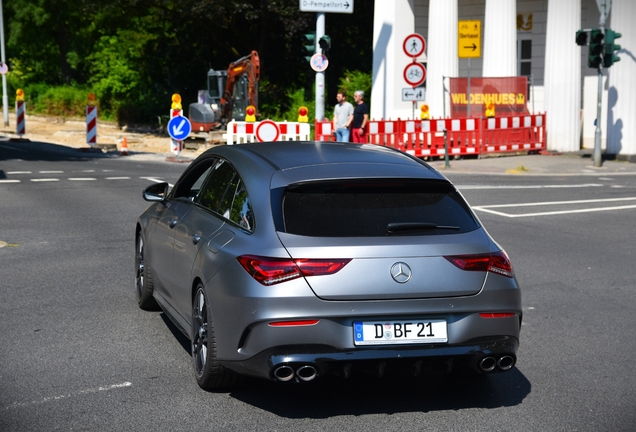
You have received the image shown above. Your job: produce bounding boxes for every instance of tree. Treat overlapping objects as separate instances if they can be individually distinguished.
[4,0,374,123]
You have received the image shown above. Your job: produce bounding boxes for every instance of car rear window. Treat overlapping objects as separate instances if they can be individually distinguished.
[282,179,479,237]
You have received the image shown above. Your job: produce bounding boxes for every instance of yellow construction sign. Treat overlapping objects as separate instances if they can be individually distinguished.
[458,20,482,58]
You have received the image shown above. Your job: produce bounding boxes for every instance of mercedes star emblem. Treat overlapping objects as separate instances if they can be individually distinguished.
[390,262,412,283]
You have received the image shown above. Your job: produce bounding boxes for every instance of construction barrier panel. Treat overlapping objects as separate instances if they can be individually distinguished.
[314,114,546,158]
[16,100,25,137]
[224,121,311,144]
[86,105,97,146]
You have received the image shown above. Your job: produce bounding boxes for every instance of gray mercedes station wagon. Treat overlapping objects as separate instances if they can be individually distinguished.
[135,141,521,390]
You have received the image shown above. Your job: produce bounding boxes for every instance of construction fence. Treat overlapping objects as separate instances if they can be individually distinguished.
[314,114,546,158]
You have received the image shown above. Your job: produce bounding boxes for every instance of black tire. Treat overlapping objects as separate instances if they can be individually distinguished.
[192,284,239,390]
[135,231,159,311]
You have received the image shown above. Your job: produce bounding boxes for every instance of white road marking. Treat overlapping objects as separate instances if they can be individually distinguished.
[105,176,131,180]
[68,178,97,181]
[473,197,636,218]
[0,179,20,183]
[457,183,603,190]
[3,382,132,410]
[6,171,32,174]
[39,170,63,174]
[139,176,164,183]
[30,178,59,182]
[82,170,96,173]
[140,177,173,187]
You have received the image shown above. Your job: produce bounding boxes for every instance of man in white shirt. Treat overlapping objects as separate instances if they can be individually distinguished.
[333,91,354,142]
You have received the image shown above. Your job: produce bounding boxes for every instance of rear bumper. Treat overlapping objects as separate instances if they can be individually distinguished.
[220,336,519,382]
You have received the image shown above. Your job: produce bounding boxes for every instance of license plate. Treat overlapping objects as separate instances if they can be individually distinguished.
[353,320,447,345]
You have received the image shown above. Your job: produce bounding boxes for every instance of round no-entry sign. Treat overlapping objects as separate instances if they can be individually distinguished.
[255,120,280,142]
[403,63,427,87]
[403,33,426,58]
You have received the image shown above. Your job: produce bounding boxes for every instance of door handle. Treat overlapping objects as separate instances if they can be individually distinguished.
[192,233,202,244]
[169,218,178,228]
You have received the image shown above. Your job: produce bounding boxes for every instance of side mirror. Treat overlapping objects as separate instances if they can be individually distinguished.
[142,182,170,202]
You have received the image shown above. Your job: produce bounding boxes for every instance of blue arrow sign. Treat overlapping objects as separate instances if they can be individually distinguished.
[167,115,192,140]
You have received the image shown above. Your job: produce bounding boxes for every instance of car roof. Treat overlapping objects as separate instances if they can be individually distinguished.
[206,141,441,172]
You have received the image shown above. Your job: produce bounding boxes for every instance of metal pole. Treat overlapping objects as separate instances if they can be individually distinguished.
[0,0,9,126]
[467,58,471,118]
[594,1,608,167]
[443,129,450,168]
[315,13,325,121]
[442,76,447,118]
[594,64,603,167]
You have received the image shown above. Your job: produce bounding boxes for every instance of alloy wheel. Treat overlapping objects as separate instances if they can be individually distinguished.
[192,289,208,376]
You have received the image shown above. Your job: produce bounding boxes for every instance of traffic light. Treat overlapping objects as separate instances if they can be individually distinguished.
[603,29,622,68]
[575,30,588,46]
[588,29,604,68]
[319,35,331,52]
[303,32,316,62]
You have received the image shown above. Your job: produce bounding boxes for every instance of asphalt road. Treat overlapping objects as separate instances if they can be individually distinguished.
[1,140,635,431]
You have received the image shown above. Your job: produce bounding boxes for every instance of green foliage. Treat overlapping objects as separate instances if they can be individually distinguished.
[87,30,160,122]
[3,0,374,125]
[278,88,316,123]
[23,85,92,118]
[338,70,372,106]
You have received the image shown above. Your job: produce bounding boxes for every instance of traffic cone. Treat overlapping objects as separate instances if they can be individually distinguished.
[120,137,129,156]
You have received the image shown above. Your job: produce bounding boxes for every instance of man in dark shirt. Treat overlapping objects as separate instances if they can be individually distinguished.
[351,90,369,143]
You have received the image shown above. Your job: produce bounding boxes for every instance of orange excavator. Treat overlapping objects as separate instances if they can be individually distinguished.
[189,51,260,131]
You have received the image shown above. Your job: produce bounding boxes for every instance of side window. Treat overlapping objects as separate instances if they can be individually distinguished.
[231,180,254,231]
[198,160,240,218]
[172,158,216,200]
[197,159,254,232]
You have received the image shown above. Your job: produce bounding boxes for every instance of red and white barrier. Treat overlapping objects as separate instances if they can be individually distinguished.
[16,101,25,137]
[224,121,310,144]
[315,114,546,157]
[86,106,97,146]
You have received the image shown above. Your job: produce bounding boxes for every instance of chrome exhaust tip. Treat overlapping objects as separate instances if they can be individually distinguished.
[296,365,318,382]
[479,356,497,372]
[497,355,515,371]
[273,365,295,382]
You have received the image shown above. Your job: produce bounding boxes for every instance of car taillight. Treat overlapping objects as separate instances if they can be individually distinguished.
[268,320,320,327]
[444,251,514,278]
[480,312,517,319]
[237,255,351,286]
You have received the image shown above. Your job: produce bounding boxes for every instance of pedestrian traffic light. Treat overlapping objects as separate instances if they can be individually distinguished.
[575,30,588,46]
[319,35,331,52]
[303,32,316,62]
[588,29,604,68]
[603,29,622,68]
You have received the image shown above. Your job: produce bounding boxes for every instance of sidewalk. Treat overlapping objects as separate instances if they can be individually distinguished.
[425,152,636,176]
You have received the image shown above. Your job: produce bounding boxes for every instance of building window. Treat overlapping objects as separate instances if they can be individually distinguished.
[518,40,532,76]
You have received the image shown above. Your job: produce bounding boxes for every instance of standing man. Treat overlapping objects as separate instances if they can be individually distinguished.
[351,90,369,143]
[333,90,354,142]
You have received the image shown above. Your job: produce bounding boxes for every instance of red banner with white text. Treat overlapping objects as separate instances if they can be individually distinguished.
[449,77,529,118]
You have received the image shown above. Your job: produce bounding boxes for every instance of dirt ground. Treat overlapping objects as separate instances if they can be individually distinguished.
[0,113,212,157]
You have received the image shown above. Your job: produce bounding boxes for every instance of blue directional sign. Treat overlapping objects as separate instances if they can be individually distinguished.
[167,115,192,140]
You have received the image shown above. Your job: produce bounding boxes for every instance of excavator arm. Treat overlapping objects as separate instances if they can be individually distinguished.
[221,50,260,122]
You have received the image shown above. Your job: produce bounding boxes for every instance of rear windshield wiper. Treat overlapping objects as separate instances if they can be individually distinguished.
[387,222,460,234]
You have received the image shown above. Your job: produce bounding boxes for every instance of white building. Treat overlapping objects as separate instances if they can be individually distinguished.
[371,0,636,157]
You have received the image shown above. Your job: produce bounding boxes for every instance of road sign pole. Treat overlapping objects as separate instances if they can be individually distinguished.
[593,1,608,168]
[467,58,471,118]
[315,13,325,121]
